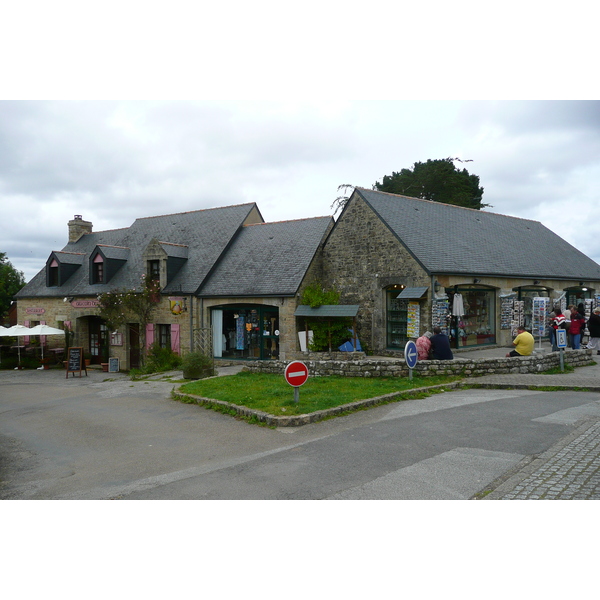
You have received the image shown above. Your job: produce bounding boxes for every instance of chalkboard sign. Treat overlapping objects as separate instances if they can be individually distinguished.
[108,357,119,373]
[66,347,87,378]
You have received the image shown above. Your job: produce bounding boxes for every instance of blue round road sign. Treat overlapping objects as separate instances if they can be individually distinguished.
[404,340,418,369]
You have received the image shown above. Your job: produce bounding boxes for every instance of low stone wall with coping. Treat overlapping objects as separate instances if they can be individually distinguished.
[244,349,594,378]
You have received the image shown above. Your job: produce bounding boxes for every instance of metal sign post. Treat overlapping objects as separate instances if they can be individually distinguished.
[404,340,418,380]
[556,329,567,372]
[284,360,309,403]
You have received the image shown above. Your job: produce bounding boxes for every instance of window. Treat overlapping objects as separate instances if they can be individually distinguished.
[48,266,59,286]
[92,254,104,284]
[149,260,160,282]
[158,324,171,349]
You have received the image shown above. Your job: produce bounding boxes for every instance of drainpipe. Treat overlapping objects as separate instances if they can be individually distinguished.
[189,295,194,352]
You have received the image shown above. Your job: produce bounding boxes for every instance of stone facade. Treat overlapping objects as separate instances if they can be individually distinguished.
[321,195,431,354]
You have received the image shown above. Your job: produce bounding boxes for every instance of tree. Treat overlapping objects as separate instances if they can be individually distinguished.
[97,274,160,365]
[373,157,488,210]
[0,252,26,323]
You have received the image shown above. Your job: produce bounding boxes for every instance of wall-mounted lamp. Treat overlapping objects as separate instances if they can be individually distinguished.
[579,282,584,286]
[433,281,441,293]
[533,280,540,285]
[64,297,74,303]
[473,278,481,284]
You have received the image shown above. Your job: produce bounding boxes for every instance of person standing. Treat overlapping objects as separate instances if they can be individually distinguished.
[550,307,566,352]
[506,326,535,357]
[568,310,585,350]
[416,331,432,361]
[430,326,453,360]
[586,307,600,355]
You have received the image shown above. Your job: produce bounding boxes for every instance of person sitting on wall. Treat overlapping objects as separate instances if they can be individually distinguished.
[416,331,432,361]
[430,327,453,360]
[506,326,535,357]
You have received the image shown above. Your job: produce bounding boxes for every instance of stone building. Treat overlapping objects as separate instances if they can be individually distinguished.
[15,206,333,369]
[321,188,600,354]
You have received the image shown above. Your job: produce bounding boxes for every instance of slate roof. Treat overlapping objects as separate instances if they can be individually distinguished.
[198,217,334,297]
[294,305,359,317]
[16,203,262,298]
[356,188,600,280]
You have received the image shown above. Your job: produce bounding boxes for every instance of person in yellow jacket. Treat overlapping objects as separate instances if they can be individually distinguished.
[506,326,535,357]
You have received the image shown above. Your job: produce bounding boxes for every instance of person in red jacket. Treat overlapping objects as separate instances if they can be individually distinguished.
[568,310,585,349]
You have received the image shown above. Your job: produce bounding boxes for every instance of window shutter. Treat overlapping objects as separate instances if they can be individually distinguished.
[24,320,30,344]
[170,324,180,354]
[146,323,155,350]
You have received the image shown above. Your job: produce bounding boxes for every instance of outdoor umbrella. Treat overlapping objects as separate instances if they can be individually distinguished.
[27,324,66,360]
[0,324,33,367]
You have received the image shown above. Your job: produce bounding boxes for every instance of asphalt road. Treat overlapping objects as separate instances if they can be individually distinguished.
[1,367,600,500]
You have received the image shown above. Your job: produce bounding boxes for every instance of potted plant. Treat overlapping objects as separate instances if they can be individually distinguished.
[182,351,214,380]
[40,357,51,370]
[84,351,92,366]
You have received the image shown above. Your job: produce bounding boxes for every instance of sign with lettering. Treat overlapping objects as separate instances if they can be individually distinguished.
[66,347,87,378]
[71,300,99,308]
[108,357,119,373]
[25,307,46,314]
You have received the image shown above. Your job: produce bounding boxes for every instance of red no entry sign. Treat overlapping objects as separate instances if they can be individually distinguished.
[284,360,309,387]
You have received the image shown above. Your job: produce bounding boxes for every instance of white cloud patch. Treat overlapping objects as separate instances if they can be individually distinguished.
[1,100,599,282]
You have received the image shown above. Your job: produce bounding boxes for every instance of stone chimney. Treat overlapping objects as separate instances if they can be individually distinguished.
[68,215,93,243]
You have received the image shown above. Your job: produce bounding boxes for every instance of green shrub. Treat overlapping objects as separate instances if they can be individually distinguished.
[182,351,214,380]
[130,342,182,377]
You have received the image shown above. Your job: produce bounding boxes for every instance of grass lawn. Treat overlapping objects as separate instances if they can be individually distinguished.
[177,371,462,416]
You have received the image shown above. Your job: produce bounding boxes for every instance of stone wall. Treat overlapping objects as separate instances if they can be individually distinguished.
[244,349,594,378]
[321,195,431,354]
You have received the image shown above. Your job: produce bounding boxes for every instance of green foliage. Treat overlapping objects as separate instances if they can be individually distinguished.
[178,372,461,416]
[181,351,214,380]
[300,282,340,308]
[133,342,182,376]
[299,282,350,351]
[97,275,160,364]
[0,252,26,323]
[373,157,488,210]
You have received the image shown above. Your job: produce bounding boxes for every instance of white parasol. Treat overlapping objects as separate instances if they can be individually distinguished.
[27,324,67,360]
[0,324,33,367]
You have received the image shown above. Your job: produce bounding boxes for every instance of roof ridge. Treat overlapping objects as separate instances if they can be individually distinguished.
[244,215,332,227]
[134,202,257,222]
[357,187,540,224]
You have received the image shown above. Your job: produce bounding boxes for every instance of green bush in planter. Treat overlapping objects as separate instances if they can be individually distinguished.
[182,351,214,380]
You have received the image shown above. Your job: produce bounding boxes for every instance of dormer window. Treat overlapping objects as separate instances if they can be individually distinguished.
[89,245,129,285]
[48,259,59,287]
[149,260,160,282]
[92,254,104,284]
[46,251,85,287]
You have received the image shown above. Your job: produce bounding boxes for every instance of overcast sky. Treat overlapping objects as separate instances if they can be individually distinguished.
[2,99,599,283]
[1,5,598,285]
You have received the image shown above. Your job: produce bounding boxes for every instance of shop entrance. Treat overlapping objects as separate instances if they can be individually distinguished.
[212,305,279,360]
[128,323,140,369]
[448,286,496,348]
[88,316,108,364]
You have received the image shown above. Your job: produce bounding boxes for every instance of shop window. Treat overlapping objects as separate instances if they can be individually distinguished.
[386,286,408,349]
[514,287,550,331]
[449,286,496,348]
[212,305,279,360]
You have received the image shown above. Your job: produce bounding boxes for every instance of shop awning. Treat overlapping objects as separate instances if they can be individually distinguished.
[396,286,429,299]
[294,305,359,317]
